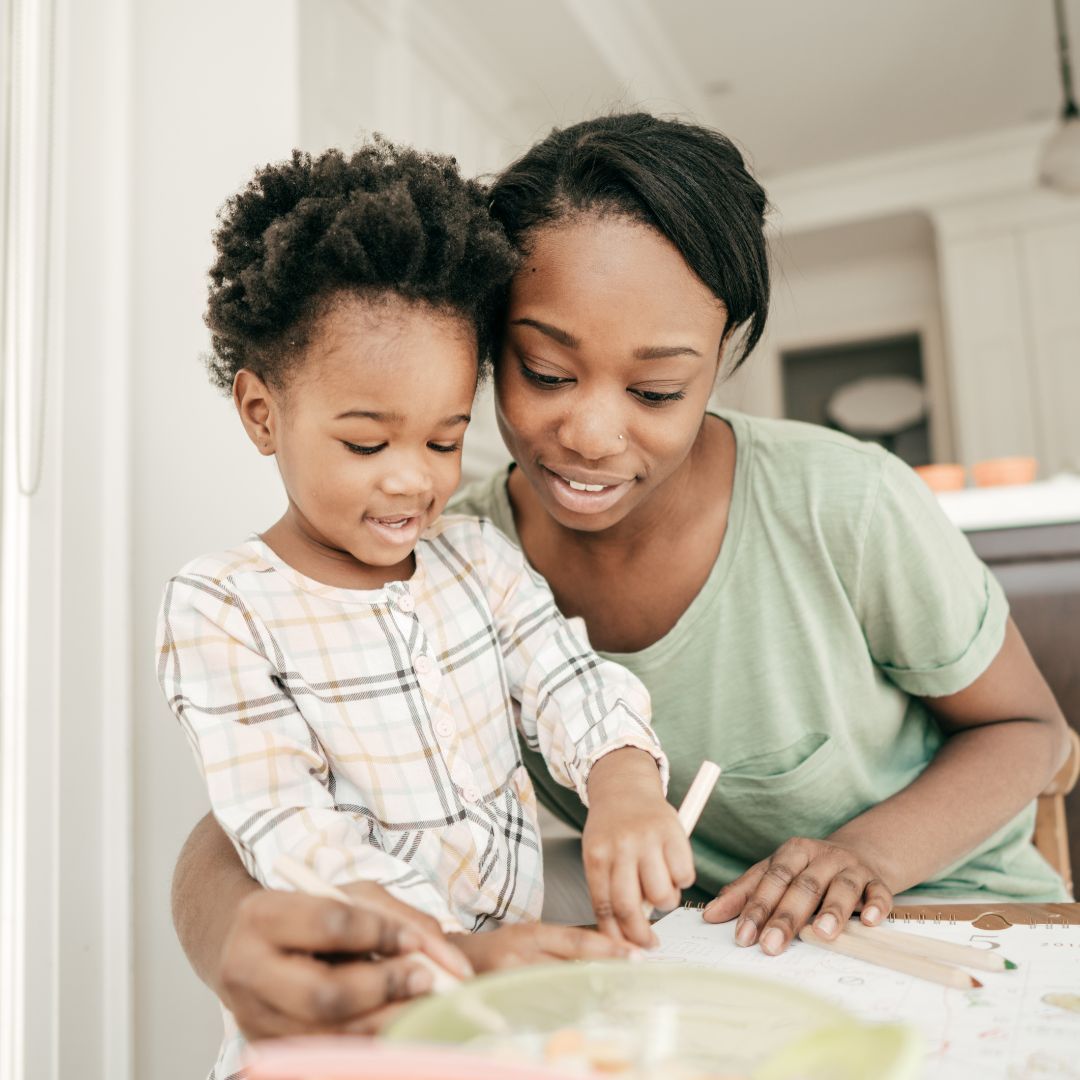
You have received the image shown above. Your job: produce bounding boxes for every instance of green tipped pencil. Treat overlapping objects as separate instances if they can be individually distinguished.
[842,920,1017,973]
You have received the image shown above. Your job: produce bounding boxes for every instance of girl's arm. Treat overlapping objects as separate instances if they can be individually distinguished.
[704,617,1069,952]
[172,812,473,1039]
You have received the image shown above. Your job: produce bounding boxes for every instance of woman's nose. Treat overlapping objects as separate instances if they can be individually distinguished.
[556,401,627,462]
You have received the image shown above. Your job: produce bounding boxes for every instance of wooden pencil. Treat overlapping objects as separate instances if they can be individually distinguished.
[643,761,722,919]
[842,919,1016,973]
[797,925,983,990]
[274,853,461,993]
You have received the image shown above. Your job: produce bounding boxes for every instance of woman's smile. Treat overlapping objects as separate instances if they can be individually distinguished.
[541,464,637,515]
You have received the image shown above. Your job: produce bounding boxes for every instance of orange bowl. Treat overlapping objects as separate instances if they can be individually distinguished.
[913,463,966,493]
[971,457,1037,487]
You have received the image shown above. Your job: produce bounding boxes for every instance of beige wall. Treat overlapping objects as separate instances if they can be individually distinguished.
[130,3,302,1076]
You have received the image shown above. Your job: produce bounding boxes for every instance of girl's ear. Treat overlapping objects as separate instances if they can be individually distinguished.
[233,369,277,456]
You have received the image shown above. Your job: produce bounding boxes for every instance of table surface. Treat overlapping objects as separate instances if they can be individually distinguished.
[890,901,1080,927]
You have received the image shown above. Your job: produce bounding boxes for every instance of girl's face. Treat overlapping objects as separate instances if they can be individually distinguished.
[236,295,478,578]
[495,214,730,533]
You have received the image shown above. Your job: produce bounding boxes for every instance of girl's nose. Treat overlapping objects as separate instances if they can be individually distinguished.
[380,457,433,500]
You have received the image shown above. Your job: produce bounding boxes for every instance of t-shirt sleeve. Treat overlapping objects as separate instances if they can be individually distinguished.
[853,453,1009,698]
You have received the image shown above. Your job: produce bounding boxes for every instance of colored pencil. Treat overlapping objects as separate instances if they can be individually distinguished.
[843,919,1016,973]
[643,760,722,919]
[798,925,983,990]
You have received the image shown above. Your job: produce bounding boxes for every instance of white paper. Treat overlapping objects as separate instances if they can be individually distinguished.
[651,908,1080,1079]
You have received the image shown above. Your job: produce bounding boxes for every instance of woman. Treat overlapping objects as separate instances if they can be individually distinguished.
[172,112,1070,1040]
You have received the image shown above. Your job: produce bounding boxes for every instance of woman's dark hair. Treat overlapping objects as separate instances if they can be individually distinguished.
[205,139,518,392]
[488,112,770,369]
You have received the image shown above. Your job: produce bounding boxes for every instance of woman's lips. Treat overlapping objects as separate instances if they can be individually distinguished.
[541,466,635,515]
[364,513,423,546]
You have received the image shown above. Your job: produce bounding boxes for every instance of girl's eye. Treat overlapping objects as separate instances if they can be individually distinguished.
[344,441,386,455]
[632,388,687,406]
[428,442,460,454]
[519,359,572,387]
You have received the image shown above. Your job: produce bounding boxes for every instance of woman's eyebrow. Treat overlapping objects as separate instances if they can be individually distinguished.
[511,318,579,348]
[633,344,702,359]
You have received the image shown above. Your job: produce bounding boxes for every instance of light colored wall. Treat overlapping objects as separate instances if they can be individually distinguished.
[129,4,302,1077]
[718,213,953,461]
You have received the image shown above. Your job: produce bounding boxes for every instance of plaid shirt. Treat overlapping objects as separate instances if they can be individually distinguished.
[156,514,665,935]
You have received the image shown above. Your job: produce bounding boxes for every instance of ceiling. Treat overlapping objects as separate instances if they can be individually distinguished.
[414,0,1080,177]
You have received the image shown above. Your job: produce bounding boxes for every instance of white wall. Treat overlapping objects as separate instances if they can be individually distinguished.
[718,213,953,461]
[129,4,302,1077]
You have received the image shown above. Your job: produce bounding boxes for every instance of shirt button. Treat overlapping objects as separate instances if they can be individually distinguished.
[414,654,433,675]
[462,786,480,804]
[396,593,415,614]
[434,718,455,739]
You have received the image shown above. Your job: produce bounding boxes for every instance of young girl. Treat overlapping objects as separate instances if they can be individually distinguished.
[156,142,693,1075]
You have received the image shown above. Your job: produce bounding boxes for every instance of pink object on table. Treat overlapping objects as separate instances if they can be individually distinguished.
[913,463,966,493]
[971,457,1038,487]
[245,1036,564,1080]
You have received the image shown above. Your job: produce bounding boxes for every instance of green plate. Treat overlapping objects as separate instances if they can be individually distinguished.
[386,961,921,1079]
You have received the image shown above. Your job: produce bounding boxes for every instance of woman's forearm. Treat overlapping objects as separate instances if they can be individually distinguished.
[830,716,1066,894]
[171,812,260,993]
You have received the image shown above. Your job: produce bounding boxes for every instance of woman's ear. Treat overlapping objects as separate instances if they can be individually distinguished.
[233,369,277,456]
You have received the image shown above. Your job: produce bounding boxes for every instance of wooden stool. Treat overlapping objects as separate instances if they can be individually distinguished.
[1035,727,1080,897]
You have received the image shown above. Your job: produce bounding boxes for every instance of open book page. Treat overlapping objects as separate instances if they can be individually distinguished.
[651,907,1080,1080]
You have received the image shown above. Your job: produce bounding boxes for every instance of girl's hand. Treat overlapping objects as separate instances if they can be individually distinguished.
[701,837,895,955]
[449,923,634,973]
[216,885,471,1040]
[582,748,697,949]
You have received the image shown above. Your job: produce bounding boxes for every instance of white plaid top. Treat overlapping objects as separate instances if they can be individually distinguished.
[156,514,665,935]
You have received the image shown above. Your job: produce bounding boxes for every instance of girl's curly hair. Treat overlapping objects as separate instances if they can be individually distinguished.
[205,139,518,392]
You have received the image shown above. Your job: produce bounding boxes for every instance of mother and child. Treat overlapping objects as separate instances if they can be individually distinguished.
[157,112,1071,1076]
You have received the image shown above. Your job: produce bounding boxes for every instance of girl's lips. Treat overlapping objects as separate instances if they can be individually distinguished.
[364,514,423,546]
[541,467,635,515]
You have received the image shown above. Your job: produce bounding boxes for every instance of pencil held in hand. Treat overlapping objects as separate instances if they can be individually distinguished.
[273,854,461,993]
[797,925,983,990]
[642,761,721,920]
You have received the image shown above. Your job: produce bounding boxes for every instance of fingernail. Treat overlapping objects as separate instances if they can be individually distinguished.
[406,967,433,995]
[760,928,784,955]
[815,913,838,937]
[735,920,756,947]
[863,905,882,925]
[649,932,660,949]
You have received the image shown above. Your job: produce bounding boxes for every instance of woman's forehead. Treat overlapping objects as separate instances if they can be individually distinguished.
[508,215,726,341]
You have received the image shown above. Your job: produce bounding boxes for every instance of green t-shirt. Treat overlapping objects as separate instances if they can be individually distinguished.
[451,410,1067,903]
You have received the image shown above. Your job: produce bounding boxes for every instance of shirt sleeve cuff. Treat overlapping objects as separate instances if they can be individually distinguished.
[575,734,671,809]
[878,570,1009,697]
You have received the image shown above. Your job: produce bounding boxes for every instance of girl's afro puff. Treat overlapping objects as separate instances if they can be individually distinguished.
[205,138,518,392]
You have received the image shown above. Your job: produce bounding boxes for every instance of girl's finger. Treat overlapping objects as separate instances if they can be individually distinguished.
[812,866,872,940]
[639,845,681,913]
[663,831,696,891]
[534,924,632,960]
[610,851,656,948]
[702,863,765,924]
[583,843,624,944]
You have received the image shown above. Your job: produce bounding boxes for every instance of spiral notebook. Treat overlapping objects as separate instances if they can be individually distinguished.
[651,906,1080,1080]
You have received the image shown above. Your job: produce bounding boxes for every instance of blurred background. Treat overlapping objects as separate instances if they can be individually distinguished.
[3,2,1080,1078]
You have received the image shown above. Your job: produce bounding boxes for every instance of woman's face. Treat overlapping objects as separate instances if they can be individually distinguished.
[495,213,730,533]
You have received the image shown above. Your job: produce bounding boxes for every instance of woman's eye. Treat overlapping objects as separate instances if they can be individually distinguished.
[428,442,460,454]
[519,359,572,387]
[343,441,386,456]
[632,388,687,405]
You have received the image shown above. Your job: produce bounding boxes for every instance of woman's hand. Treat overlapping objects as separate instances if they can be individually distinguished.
[216,886,472,1040]
[449,923,634,973]
[701,837,894,955]
[582,748,696,949]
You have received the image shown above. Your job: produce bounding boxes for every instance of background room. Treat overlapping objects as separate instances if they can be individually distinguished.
[3,2,1080,1078]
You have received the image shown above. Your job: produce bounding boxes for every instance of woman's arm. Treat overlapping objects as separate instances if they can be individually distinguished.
[172,813,472,1038]
[704,618,1069,953]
